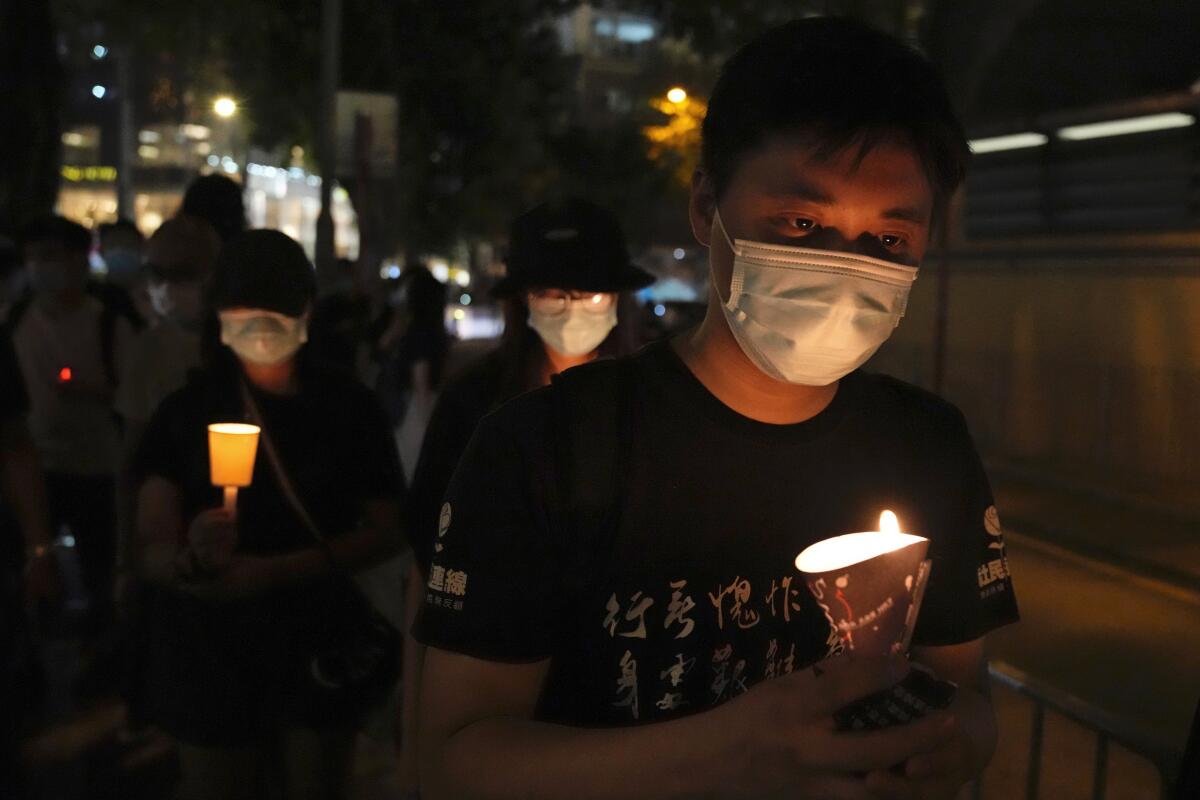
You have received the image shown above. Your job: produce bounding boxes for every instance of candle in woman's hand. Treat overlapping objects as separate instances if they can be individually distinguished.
[207,423,261,512]
[796,511,932,657]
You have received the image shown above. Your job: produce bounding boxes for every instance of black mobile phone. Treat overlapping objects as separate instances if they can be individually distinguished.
[834,663,957,732]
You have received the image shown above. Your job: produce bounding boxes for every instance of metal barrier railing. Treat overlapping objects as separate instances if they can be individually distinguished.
[978,660,1184,800]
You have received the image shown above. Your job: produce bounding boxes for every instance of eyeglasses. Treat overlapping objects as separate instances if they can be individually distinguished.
[527,289,615,316]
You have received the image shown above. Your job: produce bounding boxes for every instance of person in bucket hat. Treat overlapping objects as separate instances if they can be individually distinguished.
[394,197,653,794]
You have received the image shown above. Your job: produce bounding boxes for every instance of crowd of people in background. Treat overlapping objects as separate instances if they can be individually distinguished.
[0,162,660,799]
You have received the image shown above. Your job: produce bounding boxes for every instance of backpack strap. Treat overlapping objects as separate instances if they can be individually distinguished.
[550,357,635,604]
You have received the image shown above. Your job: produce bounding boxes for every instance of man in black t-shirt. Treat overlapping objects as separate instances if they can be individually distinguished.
[417,18,1018,799]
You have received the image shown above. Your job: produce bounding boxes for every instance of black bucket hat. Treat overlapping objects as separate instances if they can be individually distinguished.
[492,198,655,297]
[210,229,316,316]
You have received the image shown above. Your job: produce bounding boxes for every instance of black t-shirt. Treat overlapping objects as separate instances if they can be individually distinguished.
[415,340,1019,726]
[406,348,507,574]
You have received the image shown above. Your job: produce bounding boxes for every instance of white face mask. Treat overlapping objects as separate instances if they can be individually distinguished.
[528,304,617,358]
[219,309,309,366]
[714,210,918,386]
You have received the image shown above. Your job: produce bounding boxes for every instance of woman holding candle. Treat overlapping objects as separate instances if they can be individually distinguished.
[132,230,404,800]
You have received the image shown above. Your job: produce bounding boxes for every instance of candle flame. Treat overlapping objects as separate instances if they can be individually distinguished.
[880,510,900,535]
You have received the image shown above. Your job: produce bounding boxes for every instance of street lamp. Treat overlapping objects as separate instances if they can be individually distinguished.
[213,97,238,118]
[666,87,688,104]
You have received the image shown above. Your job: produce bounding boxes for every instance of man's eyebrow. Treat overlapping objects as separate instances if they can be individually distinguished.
[881,206,930,224]
[766,181,834,205]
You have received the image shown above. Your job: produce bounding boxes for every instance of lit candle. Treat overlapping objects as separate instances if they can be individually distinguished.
[796,511,932,656]
[207,423,261,512]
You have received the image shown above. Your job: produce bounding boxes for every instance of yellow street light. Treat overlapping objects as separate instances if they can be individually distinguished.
[213,97,238,118]
[666,87,688,104]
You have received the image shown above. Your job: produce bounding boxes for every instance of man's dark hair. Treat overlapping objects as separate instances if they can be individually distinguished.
[701,17,969,222]
[181,174,247,244]
[17,215,92,254]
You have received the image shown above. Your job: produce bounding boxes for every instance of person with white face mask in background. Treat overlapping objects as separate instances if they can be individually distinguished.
[133,229,403,800]
[115,214,222,623]
[395,197,652,794]
[98,219,152,324]
[7,215,138,637]
[117,215,222,430]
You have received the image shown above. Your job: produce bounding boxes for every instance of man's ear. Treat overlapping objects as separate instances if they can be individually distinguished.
[688,170,717,248]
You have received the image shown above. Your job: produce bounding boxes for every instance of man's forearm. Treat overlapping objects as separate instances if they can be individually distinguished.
[423,708,740,800]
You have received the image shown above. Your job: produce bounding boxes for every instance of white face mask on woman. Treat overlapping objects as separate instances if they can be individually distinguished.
[526,289,618,357]
[713,209,918,386]
[218,309,309,366]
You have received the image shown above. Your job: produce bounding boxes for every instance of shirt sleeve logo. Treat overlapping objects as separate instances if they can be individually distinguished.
[435,502,452,554]
[978,505,1012,597]
[984,505,1003,541]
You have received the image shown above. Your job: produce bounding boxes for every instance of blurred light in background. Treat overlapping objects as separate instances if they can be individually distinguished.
[181,124,211,140]
[213,97,238,118]
[91,44,108,59]
[91,85,107,99]
[968,132,1048,153]
[1056,112,1194,141]
[666,87,687,104]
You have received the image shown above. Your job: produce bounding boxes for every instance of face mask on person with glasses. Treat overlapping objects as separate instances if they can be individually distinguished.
[218,308,309,366]
[526,289,617,357]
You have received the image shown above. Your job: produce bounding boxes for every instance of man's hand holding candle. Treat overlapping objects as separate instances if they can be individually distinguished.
[699,653,959,798]
[862,700,977,799]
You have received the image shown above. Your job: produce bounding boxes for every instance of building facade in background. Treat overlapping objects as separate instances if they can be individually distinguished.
[53,30,356,259]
